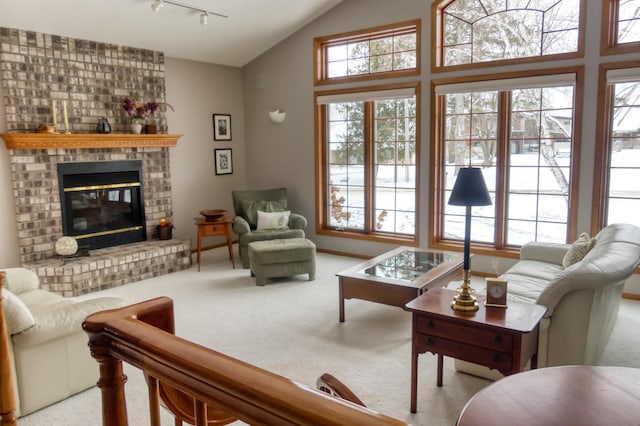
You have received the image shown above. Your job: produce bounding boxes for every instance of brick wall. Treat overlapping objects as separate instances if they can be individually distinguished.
[0,27,169,133]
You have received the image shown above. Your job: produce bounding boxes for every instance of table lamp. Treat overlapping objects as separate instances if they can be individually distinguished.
[448,167,492,312]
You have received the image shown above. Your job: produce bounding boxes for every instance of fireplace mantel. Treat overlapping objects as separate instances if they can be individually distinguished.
[1,133,182,150]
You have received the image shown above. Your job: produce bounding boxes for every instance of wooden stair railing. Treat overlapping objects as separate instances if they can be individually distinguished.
[1,272,18,426]
[83,297,410,426]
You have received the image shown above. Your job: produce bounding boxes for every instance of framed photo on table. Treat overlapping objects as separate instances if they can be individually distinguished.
[213,113,232,141]
[214,148,233,175]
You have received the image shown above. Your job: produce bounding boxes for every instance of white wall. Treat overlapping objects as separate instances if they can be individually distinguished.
[164,57,247,246]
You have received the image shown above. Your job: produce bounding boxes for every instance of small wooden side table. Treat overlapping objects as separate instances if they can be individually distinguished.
[194,216,234,271]
[405,287,546,413]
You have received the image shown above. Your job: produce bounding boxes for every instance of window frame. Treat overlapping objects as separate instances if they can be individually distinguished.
[591,60,640,234]
[429,67,584,256]
[314,19,421,85]
[315,82,421,245]
[601,0,640,55]
[431,0,586,73]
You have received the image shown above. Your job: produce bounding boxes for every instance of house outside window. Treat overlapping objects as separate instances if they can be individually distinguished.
[315,84,419,243]
[432,0,584,71]
[431,70,581,251]
[592,64,640,231]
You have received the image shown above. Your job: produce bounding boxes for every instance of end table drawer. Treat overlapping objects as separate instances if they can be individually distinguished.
[416,317,513,351]
[417,334,513,371]
[202,224,225,235]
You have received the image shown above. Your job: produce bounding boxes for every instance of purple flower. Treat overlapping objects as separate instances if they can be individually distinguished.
[122,97,173,121]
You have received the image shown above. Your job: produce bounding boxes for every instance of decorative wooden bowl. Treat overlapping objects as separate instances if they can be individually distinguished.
[200,209,227,222]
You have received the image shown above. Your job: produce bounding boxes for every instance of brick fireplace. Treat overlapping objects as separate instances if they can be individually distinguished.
[2,133,191,296]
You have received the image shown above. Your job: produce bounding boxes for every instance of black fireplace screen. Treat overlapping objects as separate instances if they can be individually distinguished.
[58,161,146,250]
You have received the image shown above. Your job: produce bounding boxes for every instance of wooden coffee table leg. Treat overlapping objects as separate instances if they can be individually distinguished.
[437,354,444,387]
[339,281,345,322]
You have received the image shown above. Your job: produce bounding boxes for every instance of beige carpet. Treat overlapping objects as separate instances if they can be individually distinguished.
[16,246,640,425]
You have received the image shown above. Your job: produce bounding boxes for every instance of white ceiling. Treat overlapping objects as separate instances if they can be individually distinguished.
[0,0,343,67]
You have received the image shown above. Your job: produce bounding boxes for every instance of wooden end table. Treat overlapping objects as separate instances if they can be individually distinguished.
[194,215,234,271]
[335,247,464,322]
[405,287,546,413]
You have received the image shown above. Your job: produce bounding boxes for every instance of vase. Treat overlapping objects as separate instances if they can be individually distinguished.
[158,226,172,240]
[130,122,143,134]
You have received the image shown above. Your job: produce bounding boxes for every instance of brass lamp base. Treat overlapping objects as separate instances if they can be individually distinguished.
[451,269,479,312]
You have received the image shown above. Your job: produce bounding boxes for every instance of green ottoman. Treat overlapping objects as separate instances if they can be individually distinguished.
[248,238,316,286]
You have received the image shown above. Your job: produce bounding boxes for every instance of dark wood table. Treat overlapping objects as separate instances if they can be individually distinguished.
[335,247,464,322]
[456,365,640,426]
[194,215,234,271]
[405,287,546,413]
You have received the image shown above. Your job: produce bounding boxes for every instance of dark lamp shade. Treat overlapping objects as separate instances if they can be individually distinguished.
[448,167,492,207]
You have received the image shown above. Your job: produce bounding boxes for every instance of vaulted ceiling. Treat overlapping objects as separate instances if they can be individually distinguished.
[0,0,343,67]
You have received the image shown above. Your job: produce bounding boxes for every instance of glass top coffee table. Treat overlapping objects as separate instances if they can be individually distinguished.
[336,246,464,322]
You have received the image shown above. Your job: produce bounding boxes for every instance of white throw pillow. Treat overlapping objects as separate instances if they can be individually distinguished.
[256,210,290,230]
[562,232,597,268]
[1,287,35,335]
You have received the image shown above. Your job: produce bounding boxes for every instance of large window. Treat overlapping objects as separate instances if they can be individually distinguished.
[431,70,581,252]
[592,63,640,231]
[433,0,584,70]
[314,20,420,85]
[316,84,419,243]
[602,0,640,55]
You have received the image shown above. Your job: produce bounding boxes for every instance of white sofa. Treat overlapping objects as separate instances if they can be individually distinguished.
[1,267,124,417]
[456,223,640,379]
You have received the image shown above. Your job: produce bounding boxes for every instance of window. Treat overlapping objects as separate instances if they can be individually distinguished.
[592,63,640,231]
[314,20,420,84]
[433,0,584,70]
[315,84,419,243]
[602,0,640,55]
[431,70,581,251]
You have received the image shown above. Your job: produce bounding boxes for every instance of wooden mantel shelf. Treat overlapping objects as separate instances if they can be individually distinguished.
[1,133,182,150]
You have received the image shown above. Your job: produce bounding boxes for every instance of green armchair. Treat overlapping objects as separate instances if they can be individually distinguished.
[231,187,307,268]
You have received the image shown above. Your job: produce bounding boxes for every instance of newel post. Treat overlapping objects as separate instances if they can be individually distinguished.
[0,272,17,426]
[83,324,129,425]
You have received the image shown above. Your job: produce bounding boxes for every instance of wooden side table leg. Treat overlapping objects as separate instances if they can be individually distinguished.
[197,230,202,272]
[411,346,418,413]
[437,354,444,387]
[224,223,235,269]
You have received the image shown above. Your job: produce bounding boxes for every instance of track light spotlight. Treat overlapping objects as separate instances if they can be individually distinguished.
[151,0,164,12]
[200,11,208,26]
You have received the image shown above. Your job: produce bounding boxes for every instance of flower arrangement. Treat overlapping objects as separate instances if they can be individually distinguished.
[158,218,174,229]
[122,97,174,122]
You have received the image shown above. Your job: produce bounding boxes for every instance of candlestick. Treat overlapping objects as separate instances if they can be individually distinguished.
[52,100,57,128]
[63,101,70,134]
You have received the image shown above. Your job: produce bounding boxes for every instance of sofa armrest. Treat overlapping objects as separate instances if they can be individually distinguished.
[11,297,124,348]
[519,242,570,266]
[232,216,251,235]
[289,213,307,230]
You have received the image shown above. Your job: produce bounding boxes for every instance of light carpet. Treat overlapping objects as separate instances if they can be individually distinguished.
[17,246,640,425]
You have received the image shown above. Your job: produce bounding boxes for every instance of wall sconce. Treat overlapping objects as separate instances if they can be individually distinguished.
[269,109,286,124]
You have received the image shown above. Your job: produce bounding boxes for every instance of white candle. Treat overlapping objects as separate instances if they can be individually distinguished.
[63,101,69,132]
[52,100,57,126]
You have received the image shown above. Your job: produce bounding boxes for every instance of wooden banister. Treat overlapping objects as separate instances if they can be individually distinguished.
[83,297,409,426]
[0,272,18,426]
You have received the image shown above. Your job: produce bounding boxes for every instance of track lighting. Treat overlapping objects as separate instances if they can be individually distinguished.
[149,0,227,24]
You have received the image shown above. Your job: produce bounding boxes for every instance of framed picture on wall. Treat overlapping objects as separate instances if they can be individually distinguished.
[213,113,232,141]
[214,148,233,175]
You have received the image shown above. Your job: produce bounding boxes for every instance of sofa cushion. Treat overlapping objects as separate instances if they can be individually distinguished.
[257,210,290,230]
[2,267,40,294]
[562,232,596,268]
[1,288,35,335]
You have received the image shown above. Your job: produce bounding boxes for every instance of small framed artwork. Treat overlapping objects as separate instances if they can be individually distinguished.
[214,148,233,175]
[213,113,232,141]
